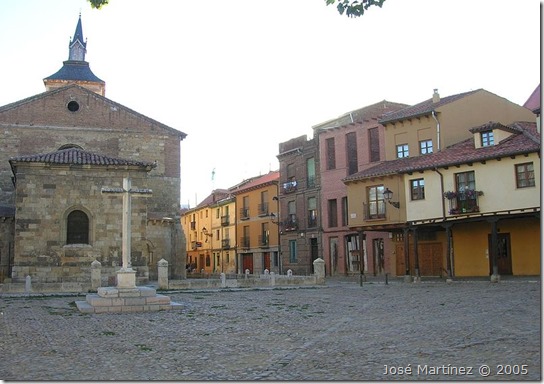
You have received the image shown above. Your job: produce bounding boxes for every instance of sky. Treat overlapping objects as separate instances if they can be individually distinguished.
[0,0,540,207]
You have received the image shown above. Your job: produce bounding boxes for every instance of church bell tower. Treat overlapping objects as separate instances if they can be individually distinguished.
[43,14,106,96]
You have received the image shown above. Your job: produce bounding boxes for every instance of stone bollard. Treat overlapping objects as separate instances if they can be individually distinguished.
[245,269,250,279]
[264,269,270,276]
[220,272,226,288]
[25,275,32,293]
[158,258,169,290]
[91,259,102,290]
[287,269,293,277]
[270,272,276,286]
[313,258,325,284]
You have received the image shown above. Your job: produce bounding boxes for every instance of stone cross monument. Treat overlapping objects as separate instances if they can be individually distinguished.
[101,177,152,289]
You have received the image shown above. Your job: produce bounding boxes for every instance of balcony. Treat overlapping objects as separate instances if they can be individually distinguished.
[221,238,231,249]
[282,216,298,232]
[444,189,483,215]
[307,214,317,228]
[258,234,269,248]
[239,207,250,220]
[221,215,230,226]
[307,175,316,189]
[258,202,269,216]
[282,180,298,194]
[240,236,250,249]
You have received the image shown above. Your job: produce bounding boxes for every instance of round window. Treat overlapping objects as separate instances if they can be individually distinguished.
[67,100,80,112]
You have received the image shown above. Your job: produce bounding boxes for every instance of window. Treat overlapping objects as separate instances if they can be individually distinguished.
[67,210,89,244]
[368,127,380,162]
[326,138,336,170]
[307,197,317,227]
[367,186,385,219]
[411,179,425,200]
[419,140,433,155]
[481,131,494,147]
[456,171,475,191]
[346,132,358,175]
[289,240,297,263]
[516,162,535,188]
[306,157,316,188]
[328,199,338,228]
[396,144,409,158]
[341,196,348,226]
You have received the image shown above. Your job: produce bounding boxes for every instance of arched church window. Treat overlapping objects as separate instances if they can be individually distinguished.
[67,210,89,244]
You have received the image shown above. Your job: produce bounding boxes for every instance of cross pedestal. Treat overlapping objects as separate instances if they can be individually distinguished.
[76,176,182,313]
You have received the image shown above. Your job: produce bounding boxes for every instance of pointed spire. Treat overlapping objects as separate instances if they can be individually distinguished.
[69,14,87,61]
[44,14,105,96]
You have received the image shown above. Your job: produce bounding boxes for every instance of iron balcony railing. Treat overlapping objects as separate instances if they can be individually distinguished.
[221,215,230,226]
[239,207,250,220]
[258,234,269,247]
[258,202,269,216]
[282,216,298,232]
[444,189,484,214]
[240,236,250,249]
[282,180,297,194]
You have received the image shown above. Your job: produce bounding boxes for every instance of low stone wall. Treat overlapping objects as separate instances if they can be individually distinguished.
[0,258,326,294]
[167,274,320,290]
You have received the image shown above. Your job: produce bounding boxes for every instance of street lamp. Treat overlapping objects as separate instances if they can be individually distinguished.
[383,187,400,209]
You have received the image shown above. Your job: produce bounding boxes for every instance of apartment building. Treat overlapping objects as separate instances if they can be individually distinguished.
[277,135,322,275]
[311,100,408,276]
[345,120,540,279]
[231,171,280,274]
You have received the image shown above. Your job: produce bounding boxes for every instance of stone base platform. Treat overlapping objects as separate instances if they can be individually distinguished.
[76,286,182,314]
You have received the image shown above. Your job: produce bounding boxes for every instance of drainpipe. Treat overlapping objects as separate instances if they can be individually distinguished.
[433,167,446,220]
[431,110,440,152]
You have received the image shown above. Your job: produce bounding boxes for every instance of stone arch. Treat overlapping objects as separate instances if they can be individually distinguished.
[62,205,94,245]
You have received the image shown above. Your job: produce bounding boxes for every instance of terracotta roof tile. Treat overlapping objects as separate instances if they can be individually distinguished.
[231,171,279,194]
[9,147,155,168]
[344,121,540,181]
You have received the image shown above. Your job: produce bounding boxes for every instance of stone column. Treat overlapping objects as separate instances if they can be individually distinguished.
[313,258,325,284]
[158,258,169,289]
[91,260,102,290]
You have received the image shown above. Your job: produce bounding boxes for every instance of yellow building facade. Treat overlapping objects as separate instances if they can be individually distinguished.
[231,171,280,274]
[346,120,540,279]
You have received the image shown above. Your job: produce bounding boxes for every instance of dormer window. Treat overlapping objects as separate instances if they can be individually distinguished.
[480,131,494,147]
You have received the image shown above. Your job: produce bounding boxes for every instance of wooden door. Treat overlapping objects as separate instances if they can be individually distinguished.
[263,252,271,271]
[242,254,254,274]
[489,233,512,275]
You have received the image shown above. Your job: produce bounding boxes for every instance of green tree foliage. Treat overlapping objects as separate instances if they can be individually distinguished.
[88,0,109,9]
[325,0,386,17]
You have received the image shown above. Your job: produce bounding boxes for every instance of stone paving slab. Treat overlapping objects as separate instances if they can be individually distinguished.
[0,279,540,381]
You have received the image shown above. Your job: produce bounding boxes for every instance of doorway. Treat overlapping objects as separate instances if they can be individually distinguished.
[242,254,254,274]
[489,233,512,275]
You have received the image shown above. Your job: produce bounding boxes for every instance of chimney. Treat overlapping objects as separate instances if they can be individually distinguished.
[433,89,440,103]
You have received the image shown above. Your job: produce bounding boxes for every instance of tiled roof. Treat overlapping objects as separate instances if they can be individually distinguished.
[378,89,481,124]
[344,121,540,181]
[44,60,104,83]
[523,84,541,113]
[231,171,280,194]
[313,100,409,131]
[196,189,232,208]
[9,148,155,168]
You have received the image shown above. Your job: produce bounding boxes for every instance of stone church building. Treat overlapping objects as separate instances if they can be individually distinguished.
[0,16,187,288]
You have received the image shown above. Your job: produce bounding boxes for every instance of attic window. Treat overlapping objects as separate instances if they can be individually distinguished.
[481,131,494,147]
[67,100,80,112]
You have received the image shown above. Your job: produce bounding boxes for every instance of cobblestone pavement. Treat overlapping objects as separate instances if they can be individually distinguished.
[0,278,540,381]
